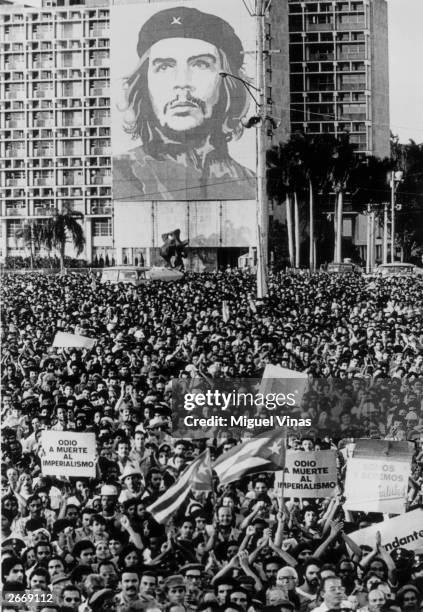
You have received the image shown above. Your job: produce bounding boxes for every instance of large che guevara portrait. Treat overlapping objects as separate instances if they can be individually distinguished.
[112,4,256,201]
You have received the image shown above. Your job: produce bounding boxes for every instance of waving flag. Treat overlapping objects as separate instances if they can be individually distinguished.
[147,449,212,524]
[213,429,286,485]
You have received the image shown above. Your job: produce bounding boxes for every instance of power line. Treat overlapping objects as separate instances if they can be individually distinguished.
[111,175,422,201]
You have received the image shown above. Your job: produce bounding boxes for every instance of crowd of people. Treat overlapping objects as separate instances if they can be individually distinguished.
[1,269,423,612]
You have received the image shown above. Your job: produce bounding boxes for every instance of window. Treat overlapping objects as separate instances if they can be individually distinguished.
[93,218,112,237]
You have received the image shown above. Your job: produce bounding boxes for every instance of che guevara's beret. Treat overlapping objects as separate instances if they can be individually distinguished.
[136,6,244,69]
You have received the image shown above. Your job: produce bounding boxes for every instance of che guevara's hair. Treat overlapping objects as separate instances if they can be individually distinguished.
[122,48,252,146]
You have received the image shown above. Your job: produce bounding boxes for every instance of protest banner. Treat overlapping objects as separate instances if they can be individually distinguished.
[349,508,423,553]
[41,431,96,477]
[52,331,96,350]
[275,450,337,498]
[344,440,413,514]
[259,365,308,411]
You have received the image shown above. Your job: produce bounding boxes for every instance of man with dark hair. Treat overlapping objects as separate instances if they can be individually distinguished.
[229,586,250,610]
[297,558,321,607]
[97,560,119,590]
[60,585,82,611]
[214,578,236,607]
[117,569,141,607]
[29,566,50,591]
[2,558,25,585]
[72,540,95,568]
[139,570,157,601]
[114,5,255,201]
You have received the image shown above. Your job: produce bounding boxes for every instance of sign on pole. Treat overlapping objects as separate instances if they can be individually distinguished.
[349,509,423,553]
[41,431,96,478]
[275,450,337,498]
[344,440,413,514]
[52,332,96,350]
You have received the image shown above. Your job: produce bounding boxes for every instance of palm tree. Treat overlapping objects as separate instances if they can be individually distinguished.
[327,133,357,262]
[288,133,334,270]
[14,219,44,269]
[267,138,306,268]
[40,209,85,271]
[351,156,393,266]
[392,139,423,261]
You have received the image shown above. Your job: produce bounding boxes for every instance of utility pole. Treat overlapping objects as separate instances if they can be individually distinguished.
[382,202,388,264]
[255,0,268,298]
[389,170,403,263]
[369,208,375,272]
[220,0,271,298]
[366,203,371,274]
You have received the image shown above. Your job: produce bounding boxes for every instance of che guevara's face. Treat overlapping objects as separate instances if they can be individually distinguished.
[147,37,222,132]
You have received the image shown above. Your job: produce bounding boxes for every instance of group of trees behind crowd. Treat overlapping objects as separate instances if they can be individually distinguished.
[267,133,423,269]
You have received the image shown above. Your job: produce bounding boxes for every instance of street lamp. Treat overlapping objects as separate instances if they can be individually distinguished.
[388,170,404,262]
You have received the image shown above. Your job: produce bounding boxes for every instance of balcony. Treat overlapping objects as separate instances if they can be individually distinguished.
[6,63,25,71]
[33,149,54,157]
[307,22,334,31]
[62,177,84,186]
[90,88,108,96]
[34,206,54,216]
[35,31,53,40]
[5,149,25,158]
[6,178,26,187]
[89,28,109,37]
[339,113,367,121]
[308,54,334,62]
[338,52,365,61]
[91,176,111,185]
[34,178,54,186]
[6,207,27,216]
[90,58,108,67]
[91,205,111,215]
[337,20,365,31]
[4,34,25,42]
[35,119,54,127]
[92,147,111,155]
[92,117,109,126]
[6,120,25,129]
[339,82,366,91]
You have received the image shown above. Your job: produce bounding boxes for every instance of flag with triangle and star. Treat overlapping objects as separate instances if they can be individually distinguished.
[147,449,212,524]
[213,429,286,485]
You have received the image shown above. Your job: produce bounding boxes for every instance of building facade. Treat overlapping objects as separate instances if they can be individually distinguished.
[0,0,114,265]
[288,0,389,157]
[0,0,389,267]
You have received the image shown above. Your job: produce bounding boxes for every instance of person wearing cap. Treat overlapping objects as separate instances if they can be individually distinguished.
[50,572,72,600]
[119,465,144,503]
[114,5,255,201]
[88,588,117,612]
[164,574,187,606]
[99,484,122,531]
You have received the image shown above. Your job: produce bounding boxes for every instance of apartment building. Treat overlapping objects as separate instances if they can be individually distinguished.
[0,1,114,264]
[288,0,389,157]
